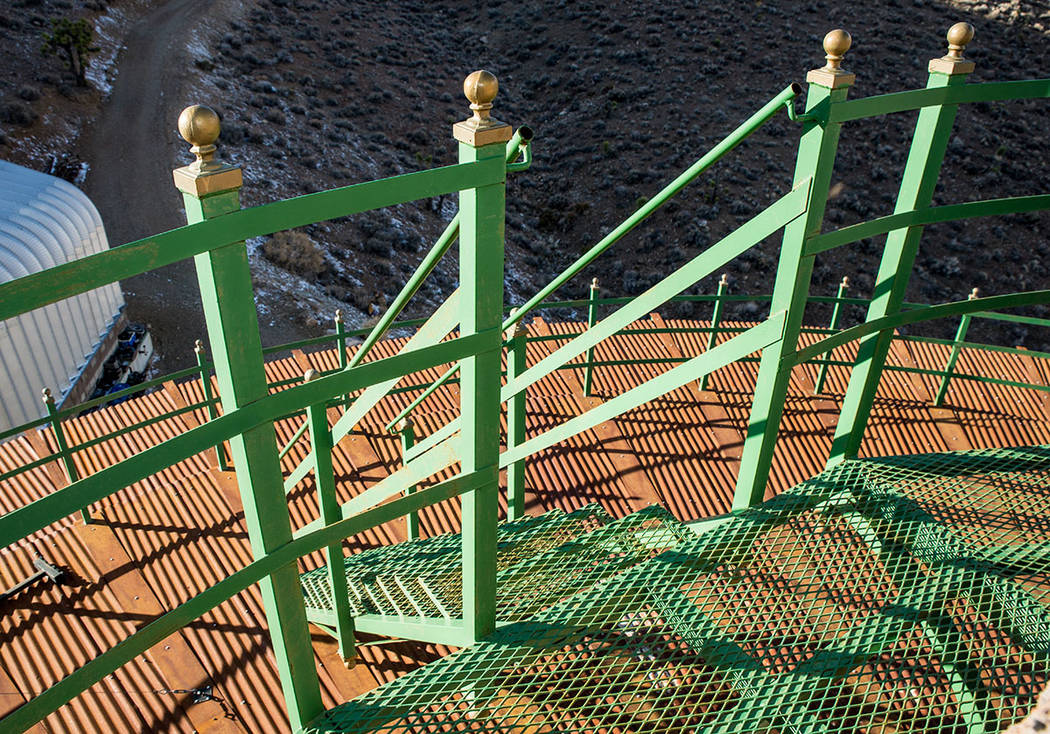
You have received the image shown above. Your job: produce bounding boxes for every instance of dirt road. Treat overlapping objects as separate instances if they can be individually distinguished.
[81,0,221,372]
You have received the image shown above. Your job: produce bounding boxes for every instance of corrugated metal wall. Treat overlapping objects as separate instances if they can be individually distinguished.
[0,160,124,432]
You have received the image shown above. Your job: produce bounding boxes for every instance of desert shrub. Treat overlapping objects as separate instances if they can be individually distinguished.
[0,102,37,126]
[261,230,327,279]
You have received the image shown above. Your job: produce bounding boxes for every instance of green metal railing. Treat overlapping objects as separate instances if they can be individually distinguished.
[0,35,1049,734]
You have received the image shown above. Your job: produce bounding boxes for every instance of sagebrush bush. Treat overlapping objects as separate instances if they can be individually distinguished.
[261,230,327,279]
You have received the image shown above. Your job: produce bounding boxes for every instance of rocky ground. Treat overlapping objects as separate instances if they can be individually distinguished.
[2,0,1050,371]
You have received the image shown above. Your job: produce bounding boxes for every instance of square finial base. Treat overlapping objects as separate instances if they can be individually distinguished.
[173,163,243,197]
[452,119,512,147]
[928,56,975,75]
[806,68,856,89]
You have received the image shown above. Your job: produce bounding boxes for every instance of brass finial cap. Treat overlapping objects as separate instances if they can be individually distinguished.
[930,22,976,75]
[173,104,242,197]
[178,105,222,172]
[968,287,979,300]
[453,70,512,147]
[41,387,53,403]
[303,368,320,382]
[841,276,850,288]
[807,29,855,89]
[397,416,414,433]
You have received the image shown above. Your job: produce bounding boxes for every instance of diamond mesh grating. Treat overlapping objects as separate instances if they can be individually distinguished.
[305,445,1050,733]
[301,503,692,622]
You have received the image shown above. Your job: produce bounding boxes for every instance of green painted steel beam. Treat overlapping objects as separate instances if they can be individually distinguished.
[830,69,970,465]
[456,135,507,643]
[734,79,850,510]
[828,78,1050,123]
[506,324,528,521]
[805,193,1050,255]
[307,392,356,661]
[181,180,322,729]
[0,159,502,323]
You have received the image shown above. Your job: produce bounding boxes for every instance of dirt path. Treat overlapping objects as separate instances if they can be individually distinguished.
[81,0,221,373]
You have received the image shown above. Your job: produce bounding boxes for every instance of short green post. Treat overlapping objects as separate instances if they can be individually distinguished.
[506,319,529,521]
[933,287,978,406]
[173,105,322,729]
[334,309,349,408]
[195,339,230,470]
[42,387,87,524]
[813,276,849,394]
[734,31,855,510]
[830,23,976,465]
[582,278,599,396]
[699,273,729,391]
[453,70,509,642]
[397,416,420,541]
[304,369,355,664]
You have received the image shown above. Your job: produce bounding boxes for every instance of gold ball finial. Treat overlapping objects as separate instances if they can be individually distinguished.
[303,368,320,383]
[41,387,53,403]
[178,105,220,147]
[178,105,222,172]
[968,287,979,300]
[822,29,852,71]
[946,22,975,59]
[464,71,499,112]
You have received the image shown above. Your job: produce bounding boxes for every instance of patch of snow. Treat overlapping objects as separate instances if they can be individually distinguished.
[86,7,127,97]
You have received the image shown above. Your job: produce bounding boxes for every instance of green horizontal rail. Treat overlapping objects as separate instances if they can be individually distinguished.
[0,158,503,323]
[791,290,1050,366]
[261,317,430,356]
[0,465,492,733]
[0,329,495,549]
[805,194,1050,255]
[52,365,206,419]
[500,314,785,466]
[896,334,1050,361]
[828,78,1050,123]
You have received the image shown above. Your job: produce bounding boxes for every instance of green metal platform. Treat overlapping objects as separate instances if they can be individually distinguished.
[301,503,691,626]
[304,445,1050,733]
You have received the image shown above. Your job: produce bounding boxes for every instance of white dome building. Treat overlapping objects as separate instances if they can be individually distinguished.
[0,160,125,431]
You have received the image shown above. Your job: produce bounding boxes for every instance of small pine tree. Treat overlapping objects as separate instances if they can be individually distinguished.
[41,18,98,87]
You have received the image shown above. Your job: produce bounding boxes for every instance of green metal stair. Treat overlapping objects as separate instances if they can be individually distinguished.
[300,503,690,626]
[304,446,1050,734]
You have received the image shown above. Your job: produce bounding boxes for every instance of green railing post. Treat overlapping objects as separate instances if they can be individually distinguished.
[173,105,323,728]
[397,416,419,541]
[195,339,230,471]
[733,31,855,510]
[813,276,849,394]
[699,273,729,391]
[829,24,975,465]
[506,319,528,521]
[582,278,599,396]
[933,287,978,406]
[453,71,509,642]
[303,370,355,664]
[42,387,88,524]
[334,309,350,408]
